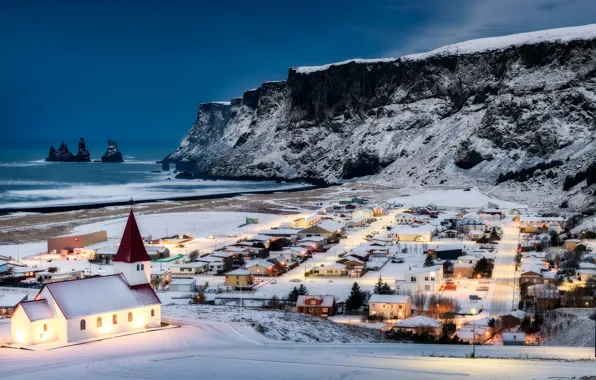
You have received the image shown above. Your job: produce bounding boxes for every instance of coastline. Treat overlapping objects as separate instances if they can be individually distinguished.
[0,183,325,215]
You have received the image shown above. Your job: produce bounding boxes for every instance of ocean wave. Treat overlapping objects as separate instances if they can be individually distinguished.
[0,180,66,186]
[0,160,54,167]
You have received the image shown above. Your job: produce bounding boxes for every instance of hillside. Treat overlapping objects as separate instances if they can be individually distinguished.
[165,24,596,212]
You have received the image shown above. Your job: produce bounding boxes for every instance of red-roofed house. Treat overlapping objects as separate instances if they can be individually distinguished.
[11,210,161,346]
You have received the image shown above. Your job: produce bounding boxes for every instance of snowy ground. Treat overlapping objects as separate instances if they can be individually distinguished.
[1,317,595,380]
[542,308,596,347]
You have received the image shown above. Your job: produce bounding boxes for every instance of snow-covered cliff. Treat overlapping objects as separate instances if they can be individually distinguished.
[165,24,596,209]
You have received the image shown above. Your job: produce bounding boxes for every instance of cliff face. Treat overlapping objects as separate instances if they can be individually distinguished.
[165,25,596,207]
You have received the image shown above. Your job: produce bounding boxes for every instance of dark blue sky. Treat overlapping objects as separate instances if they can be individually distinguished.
[2,0,595,143]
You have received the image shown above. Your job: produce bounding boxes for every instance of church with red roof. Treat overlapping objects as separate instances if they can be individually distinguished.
[10,210,161,347]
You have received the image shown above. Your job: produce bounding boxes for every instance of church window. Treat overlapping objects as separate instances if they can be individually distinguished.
[43,324,48,332]
[151,309,155,317]
[97,317,102,328]
[112,314,118,325]
[80,319,86,330]
[136,264,140,271]
[141,263,145,270]
[128,312,133,322]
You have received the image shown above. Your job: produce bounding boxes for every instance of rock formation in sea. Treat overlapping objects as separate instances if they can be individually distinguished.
[101,140,124,163]
[47,141,74,162]
[75,138,91,162]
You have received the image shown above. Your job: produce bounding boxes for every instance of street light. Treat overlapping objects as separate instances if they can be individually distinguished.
[471,308,477,358]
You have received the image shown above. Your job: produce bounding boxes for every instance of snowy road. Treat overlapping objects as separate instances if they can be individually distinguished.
[1,321,595,379]
[486,219,519,315]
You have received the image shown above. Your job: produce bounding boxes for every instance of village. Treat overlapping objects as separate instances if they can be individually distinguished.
[0,188,595,353]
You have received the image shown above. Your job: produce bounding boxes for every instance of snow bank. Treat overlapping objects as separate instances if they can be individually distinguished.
[163,304,384,343]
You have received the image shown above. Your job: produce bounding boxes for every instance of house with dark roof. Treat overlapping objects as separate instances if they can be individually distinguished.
[10,210,161,347]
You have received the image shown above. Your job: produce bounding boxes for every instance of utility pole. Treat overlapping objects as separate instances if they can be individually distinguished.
[471,308,477,358]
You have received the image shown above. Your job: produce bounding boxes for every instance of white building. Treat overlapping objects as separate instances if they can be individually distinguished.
[368,294,411,319]
[395,213,416,225]
[389,225,435,242]
[395,265,443,293]
[10,210,161,347]
[168,278,197,292]
[170,262,208,277]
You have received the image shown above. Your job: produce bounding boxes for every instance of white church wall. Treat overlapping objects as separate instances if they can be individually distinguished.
[10,306,58,346]
[66,305,161,342]
[113,261,151,286]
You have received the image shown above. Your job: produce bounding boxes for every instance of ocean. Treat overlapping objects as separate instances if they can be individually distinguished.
[0,140,306,210]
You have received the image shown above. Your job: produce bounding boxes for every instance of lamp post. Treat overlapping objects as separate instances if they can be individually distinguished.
[471,308,477,358]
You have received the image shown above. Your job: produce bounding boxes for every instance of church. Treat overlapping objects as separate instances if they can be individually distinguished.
[10,210,162,346]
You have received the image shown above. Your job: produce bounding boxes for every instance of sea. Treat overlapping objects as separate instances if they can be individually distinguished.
[0,140,306,210]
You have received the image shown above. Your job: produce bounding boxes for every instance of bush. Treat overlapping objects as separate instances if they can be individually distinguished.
[563,161,596,191]
[496,160,563,184]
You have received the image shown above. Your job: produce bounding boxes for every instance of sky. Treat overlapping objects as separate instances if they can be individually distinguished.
[2,0,595,145]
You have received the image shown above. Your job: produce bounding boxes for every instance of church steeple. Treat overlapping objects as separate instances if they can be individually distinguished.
[113,210,151,286]
[114,210,151,263]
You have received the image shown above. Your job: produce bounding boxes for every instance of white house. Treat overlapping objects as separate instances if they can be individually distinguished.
[394,316,442,336]
[395,213,416,225]
[168,278,197,292]
[389,225,435,242]
[368,294,411,319]
[170,262,208,277]
[10,210,161,347]
[395,265,443,293]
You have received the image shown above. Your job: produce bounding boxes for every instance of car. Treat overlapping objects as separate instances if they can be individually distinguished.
[270,280,277,284]
[290,279,302,283]
[392,258,404,263]
[464,188,471,191]
[207,235,215,239]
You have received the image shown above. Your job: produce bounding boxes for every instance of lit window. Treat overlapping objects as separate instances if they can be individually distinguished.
[97,317,102,328]
[128,312,133,322]
[112,314,118,325]
[80,319,86,330]
[43,324,48,332]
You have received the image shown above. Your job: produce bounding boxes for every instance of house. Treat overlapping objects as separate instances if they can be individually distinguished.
[527,284,560,310]
[296,295,335,319]
[395,213,416,225]
[94,245,170,262]
[344,216,368,228]
[368,294,411,320]
[469,230,486,240]
[457,255,480,265]
[519,267,556,287]
[577,269,596,282]
[258,229,300,241]
[479,208,503,218]
[245,260,276,276]
[0,260,9,274]
[389,225,435,242]
[413,215,430,224]
[169,262,208,277]
[395,265,443,293]
[336,256,365,276]
[317,263,348,277]
[0,294,28,317]
[168,278,197,292]
[245,217,259,225]
[10,210,161,347]
[394,316,442,336]
[502,332,526,346]
[367,237,394,246]
[565,239,582,251]
[297,220,345,240]
[47,230,108,254]
[36,270,85,284]
[453,263,474,278]
[224,269,254,289]
[293,215,322,229]
[150,267,171,284]
[208,251,235,274]
[295,236,327,251]
[378,201,392,210]
[427,244,465,260]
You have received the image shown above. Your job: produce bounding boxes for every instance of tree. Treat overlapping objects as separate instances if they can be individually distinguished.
[424,254,434,267]
[373,276,394,295]
[473,257,494,278]
[490,228,501,242]
[297,284,308,295]
[188,250,199,262]
[345,282,365,311]
[256,249,269,259]
[268,238,292,251]
[287,287,299,303]
[549,231,559,247]
[268,295,281,309]
[487,318,496,328]
[47,267,59,273]
[427,294,439,317]
[412,292,428,315]
[514,252,523,269]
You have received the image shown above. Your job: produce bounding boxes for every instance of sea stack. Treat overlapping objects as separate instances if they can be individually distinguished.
[75,138,91,162]
[101,140,124,162]
[46,141,74,162]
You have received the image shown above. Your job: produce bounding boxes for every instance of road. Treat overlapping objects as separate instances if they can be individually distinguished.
[486,218,520,314]
[1,321,595,379]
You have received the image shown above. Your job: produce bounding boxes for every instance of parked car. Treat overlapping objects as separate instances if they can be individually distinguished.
[207,235,215,239]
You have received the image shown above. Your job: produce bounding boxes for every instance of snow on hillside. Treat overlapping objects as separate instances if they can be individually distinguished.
[163,304,384,343]
[293,24,596,73]
[542,308,596,347]
[387,188,527,209]
[405,23,596,60]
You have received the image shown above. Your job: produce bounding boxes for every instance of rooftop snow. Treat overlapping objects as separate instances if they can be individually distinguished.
[0,293,28,307]
[368,294,410,304]
[396,315,441,328]
[44,274,159,319]
[20,299,55,321]
[293,58,396,74]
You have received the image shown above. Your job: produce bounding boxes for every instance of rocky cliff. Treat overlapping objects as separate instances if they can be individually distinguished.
[101,140,124,162]
[165,24,596,209]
